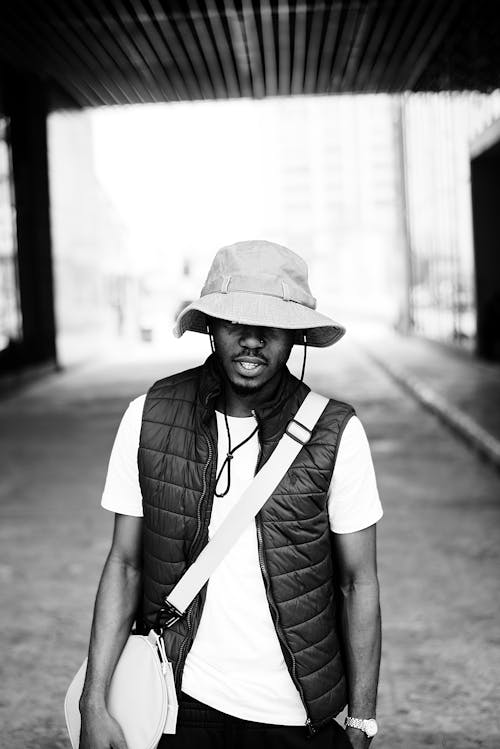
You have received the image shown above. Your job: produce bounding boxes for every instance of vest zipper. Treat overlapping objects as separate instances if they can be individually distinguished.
[255,517,315,734]
[174,431,215,689]
[190,433,214,561]
[253,426,316,736]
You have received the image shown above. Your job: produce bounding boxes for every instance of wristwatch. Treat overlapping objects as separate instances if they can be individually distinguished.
[345,716,378,738]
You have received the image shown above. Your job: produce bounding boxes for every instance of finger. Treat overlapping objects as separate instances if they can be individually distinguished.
[111,727,129,749]
[111,739,129,749]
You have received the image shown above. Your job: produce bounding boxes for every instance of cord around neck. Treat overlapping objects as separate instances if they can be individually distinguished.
[214,398,259,498]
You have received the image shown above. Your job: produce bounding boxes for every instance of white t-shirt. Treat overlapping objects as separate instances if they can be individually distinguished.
[101,395,383,725]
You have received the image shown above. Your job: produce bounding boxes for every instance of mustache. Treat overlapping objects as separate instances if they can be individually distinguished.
[233,352,268,363]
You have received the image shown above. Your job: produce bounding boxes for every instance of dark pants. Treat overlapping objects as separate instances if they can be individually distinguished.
[158,693,352,749]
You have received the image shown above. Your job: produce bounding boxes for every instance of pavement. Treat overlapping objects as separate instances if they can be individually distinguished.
[359,329,500,471]
[0,333,499,749]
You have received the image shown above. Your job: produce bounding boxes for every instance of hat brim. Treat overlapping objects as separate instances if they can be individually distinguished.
[173,292,345,347]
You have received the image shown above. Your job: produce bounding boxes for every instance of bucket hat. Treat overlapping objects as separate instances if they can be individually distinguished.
[173,240,345,347]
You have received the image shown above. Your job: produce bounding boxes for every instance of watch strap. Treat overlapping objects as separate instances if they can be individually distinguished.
[345,716,378,737]
[345,717,366,731]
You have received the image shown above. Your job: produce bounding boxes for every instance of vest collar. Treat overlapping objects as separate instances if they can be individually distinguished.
[197,353,310,444]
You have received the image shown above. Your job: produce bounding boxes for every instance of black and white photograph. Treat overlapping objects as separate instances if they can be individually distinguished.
[1,3,499,748]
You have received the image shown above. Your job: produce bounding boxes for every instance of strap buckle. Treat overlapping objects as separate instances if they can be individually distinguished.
[154,599,183,634]
[285,418,313,446]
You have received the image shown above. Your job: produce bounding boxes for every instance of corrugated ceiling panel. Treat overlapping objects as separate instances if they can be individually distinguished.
[0,0,498,109]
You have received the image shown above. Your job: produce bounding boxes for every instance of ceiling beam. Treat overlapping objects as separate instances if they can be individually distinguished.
[53,0,143,104]
[315,1,343,93]
[204,0,241,98]
[376,0,430,92]
[303,2,327,94]
[328,1,363,92]
[147,0,203,100]
[369,0,415,92]
[396,0,464,91]
[169,9,216,99]
[260,0,278,96]
[353,0,395,91]
[187,1,229,99]
[291,3,308,95]
[83,0,160,102]
[105,0,179,102]
[341,0,377,92]
[277,0,291,95]
[223,0,253,98]
[127,0,190,100]
[241,0,266,99]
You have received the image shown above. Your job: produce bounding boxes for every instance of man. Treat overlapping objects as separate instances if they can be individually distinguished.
[79,240,382,749]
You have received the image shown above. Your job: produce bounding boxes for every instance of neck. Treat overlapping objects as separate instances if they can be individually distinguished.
[217,369,285,417]
[222,390,258,418]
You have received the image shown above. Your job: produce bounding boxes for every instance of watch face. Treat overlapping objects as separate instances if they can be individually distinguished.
[364,719,378,738]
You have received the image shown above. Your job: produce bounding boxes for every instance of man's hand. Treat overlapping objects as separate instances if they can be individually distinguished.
[79,704,129,749]
[78,514,142,749]
[345,726,371,749]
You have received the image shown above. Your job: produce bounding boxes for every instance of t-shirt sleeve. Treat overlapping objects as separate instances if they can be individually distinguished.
[100,394,146,517]
[327,415,383,534]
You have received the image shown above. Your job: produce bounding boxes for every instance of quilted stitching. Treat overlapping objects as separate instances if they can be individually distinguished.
[138,359,354,725]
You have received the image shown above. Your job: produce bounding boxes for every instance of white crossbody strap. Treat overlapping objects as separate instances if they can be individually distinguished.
[165,391,329,617]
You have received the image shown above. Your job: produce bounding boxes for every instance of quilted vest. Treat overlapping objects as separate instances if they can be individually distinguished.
[138,354,355,733]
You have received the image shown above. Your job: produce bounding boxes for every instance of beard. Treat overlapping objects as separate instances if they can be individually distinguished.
[214,351,272,397]
[229,379,266,396]
[218,356,285,401]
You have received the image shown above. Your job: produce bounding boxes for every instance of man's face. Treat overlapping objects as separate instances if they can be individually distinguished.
[209,318,295,398]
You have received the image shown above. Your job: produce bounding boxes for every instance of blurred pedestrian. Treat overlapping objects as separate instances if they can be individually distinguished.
[78,240,382,749]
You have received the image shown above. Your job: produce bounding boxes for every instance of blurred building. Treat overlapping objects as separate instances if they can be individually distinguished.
[6,91,500,369]
[48,112,131,364]
[262,96,404,325]
[401,92,500,348]
[88,96,405,337]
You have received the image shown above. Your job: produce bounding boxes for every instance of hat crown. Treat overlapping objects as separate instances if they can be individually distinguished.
[201,240,316,309]
[172,238,345,347]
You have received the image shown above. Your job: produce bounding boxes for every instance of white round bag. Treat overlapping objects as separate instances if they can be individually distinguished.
[64,634,171,749]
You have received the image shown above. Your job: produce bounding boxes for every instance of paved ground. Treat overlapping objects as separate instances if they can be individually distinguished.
[359,329,500,470]
[1,335,499,749]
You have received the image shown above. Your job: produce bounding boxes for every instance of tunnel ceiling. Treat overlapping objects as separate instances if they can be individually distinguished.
[1,0,499,109]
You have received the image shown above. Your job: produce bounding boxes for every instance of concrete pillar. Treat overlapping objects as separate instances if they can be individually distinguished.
[395,98,414,336]
[470,127,500,362]
[5,71,57,368]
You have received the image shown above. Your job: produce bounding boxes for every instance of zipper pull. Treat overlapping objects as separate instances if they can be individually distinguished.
[306,718,317,737]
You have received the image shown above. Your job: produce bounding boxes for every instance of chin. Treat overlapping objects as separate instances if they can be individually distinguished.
[230,379,264,396]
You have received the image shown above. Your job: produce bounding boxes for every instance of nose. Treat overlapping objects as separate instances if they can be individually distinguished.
[239,326,265,349]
